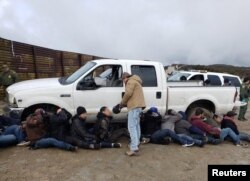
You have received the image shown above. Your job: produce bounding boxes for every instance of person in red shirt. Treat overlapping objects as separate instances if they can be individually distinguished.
[190,108,242,146]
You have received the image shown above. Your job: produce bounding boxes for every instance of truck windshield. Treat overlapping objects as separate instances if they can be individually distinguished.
[168,72,191,81]
[61,62,96,85]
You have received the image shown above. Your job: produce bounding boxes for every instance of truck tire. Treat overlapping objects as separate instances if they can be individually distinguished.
[21,104,59,121]
[187,107,213,121]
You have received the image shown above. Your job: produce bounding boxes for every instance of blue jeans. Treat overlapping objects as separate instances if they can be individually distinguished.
[151,129,188,145]
[220,128,240,144]
[4,125,26,143]
[178,134,203,146]
[128,108,142,151]
[0,134,17,147]
[34,138,74,151]
[239,132,250,142]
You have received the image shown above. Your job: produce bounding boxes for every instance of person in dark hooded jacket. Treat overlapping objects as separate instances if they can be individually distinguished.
[71,107,96,142]
[95,106,128,148]
[48,108,99,149]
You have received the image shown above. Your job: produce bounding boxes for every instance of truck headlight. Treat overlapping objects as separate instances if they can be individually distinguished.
[9,95,18,108]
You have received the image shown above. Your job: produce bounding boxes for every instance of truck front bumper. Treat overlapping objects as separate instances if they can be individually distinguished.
[3,105,24,118]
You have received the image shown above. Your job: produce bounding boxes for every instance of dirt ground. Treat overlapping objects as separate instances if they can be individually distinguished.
[0,102,250,181]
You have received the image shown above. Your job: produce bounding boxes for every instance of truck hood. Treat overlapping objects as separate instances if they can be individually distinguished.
[7,78,61,94]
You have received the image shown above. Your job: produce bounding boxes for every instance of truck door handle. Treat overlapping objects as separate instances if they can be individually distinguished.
[156,92,161,99]
[122,92,125,98]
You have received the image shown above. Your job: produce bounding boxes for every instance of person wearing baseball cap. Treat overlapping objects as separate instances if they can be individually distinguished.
[221,111,250,146]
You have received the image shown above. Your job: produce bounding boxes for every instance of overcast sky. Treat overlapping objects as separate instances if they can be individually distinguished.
[0,0,250,66]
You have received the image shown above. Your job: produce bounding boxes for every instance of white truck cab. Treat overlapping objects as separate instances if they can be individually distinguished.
[6,59,239,122]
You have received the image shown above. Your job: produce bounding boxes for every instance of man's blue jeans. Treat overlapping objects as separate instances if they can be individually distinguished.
[178,134,203,146]
[4,125,26,143]
[220,128,240,144]
[239,132,250,142]
[0,134,17,147]
[128,108,142,151]
[151,129,187,145]
[34,138,74,151]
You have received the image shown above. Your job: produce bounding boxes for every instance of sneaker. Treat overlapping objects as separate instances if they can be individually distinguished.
[69,146,78,152]
[17,141,30,147]
[89,144,100,149]
[236,142,248,148]
[243,118,248,121]
[125,150,140,156]
[182,141,194,147]
[141,137,150,144]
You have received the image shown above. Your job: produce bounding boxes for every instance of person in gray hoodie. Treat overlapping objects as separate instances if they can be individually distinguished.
[161,109,205,147]
[161,110,182,131]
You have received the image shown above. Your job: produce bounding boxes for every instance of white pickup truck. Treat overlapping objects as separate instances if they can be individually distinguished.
[6,59,239,121]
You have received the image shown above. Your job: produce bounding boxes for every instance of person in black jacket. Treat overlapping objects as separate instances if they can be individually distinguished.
[71,107,96,143]
[141,107,162,137]
[221,111,250,143]
[95,107,128,148]
[48,108,99,149]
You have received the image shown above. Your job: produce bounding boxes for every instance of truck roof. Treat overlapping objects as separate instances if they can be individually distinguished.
[92,59,162,66]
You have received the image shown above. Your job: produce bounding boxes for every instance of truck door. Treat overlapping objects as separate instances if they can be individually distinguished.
[73,63,126,122]
[129,64,166,115]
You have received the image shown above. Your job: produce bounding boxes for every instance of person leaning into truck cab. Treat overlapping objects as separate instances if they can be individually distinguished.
[238,77,250,121]
[94,107,126,148]
[119,72,146,156]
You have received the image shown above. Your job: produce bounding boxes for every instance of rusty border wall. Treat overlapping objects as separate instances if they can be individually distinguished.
[0,37,106,100]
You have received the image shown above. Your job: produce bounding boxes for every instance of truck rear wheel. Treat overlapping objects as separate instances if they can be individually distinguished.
[187,107,213,121]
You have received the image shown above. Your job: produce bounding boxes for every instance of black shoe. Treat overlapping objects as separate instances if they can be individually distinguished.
[29,146,38,150]
[198,141,205,147]
[243,118,248,121]
[212,139,222,145]
[69,146,78,152]
[162,137,172,145]
[113,143,122,148]
[202,136,208,143]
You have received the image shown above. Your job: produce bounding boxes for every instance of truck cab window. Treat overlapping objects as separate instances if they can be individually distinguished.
[77,65,123,90]
[131,65,157,87]
[223,76,241,87]
[207,75,222,86]
[189,74,204,81]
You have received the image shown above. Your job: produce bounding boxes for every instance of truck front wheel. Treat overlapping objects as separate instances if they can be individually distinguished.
[21,104,59,121]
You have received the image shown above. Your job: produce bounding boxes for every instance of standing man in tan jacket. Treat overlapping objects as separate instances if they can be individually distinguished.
[120,72,146,156]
